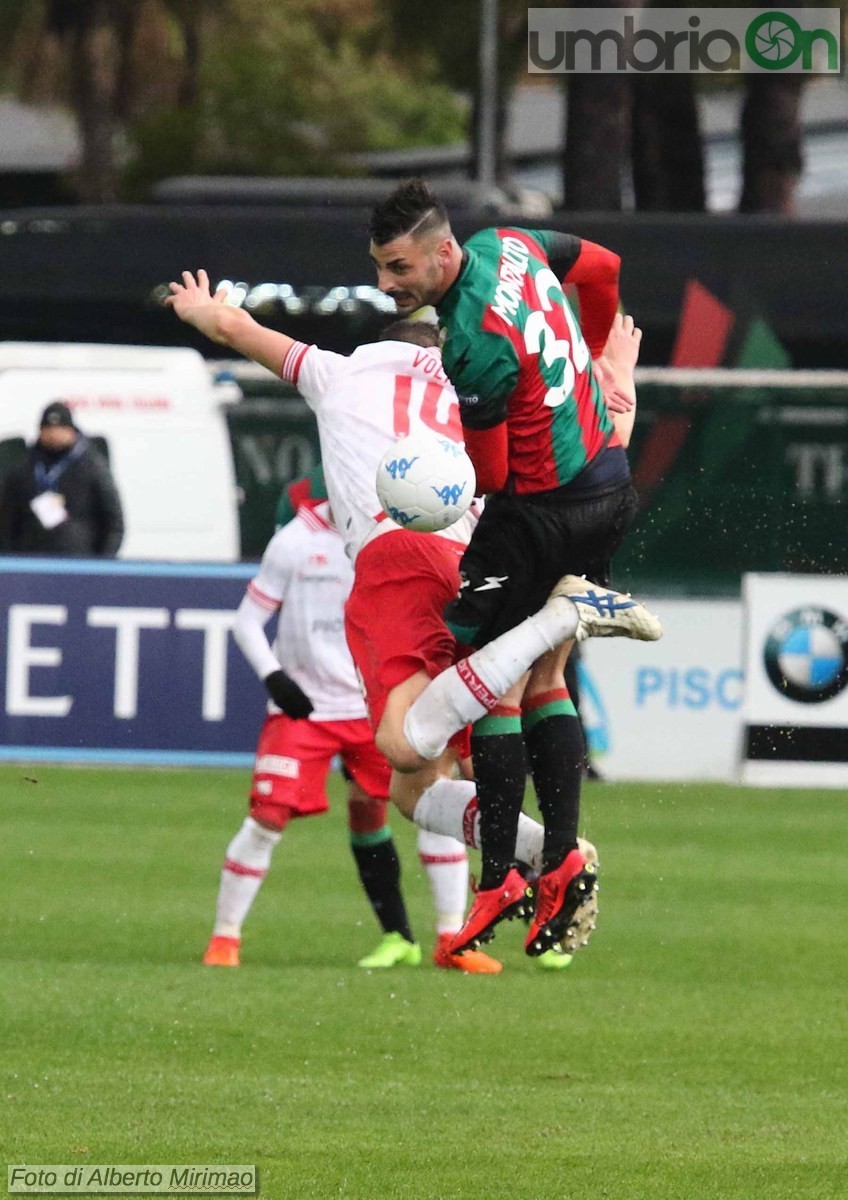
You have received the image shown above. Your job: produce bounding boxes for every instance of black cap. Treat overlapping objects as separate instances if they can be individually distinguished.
[40,402,75,429]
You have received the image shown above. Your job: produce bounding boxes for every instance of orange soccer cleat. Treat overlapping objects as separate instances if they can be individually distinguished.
[203,935,241,967]
[433,933,502,974]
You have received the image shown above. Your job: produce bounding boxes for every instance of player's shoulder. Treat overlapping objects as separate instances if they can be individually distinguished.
[269,504,327,546]
[266,505,342,563]
[463,225,544,252]
[263,520,302,562]
[463,227,500,255]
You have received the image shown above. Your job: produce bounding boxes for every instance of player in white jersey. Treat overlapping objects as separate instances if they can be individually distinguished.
[169,271,602,970]
[279,335,475,564]
[204,490,500,973]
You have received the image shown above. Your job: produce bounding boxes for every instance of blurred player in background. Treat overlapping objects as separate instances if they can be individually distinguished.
[168,271,637,969]
[205,477,500,973]
[369,180,658,957]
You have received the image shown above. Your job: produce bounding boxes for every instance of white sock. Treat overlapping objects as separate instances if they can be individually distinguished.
[412,778,544,874]
[213,817,282,938]
[417,828,468,935]
[403,598,577,759]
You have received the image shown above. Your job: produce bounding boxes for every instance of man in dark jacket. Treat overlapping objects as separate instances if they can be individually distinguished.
[0,401,124,556]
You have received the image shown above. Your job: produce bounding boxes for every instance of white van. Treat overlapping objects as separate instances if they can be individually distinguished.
[0,343,240,561]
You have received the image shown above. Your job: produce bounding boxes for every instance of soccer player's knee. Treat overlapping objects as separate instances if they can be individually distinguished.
[387,780,418,820]
[248,799,292,832]
[375,725,423,774]
[347,796,388,836]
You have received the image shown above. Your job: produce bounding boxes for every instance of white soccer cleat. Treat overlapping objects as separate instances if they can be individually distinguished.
[550,575,663,642]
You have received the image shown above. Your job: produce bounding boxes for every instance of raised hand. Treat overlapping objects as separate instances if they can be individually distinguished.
[603,312,642,373]
[165,269,233,340]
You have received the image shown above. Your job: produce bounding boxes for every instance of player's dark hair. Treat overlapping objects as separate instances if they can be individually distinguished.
[378,320,440,348]
[369,179,450,246]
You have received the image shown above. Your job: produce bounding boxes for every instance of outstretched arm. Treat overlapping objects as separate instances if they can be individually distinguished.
[166,269,296,377]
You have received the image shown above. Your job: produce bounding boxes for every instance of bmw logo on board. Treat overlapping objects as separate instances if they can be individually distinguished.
[764,606,848,704]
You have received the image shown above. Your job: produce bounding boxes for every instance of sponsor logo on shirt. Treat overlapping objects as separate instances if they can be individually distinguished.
[312,617,345,634]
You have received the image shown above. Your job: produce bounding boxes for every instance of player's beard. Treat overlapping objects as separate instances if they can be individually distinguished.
[392,261,445,313]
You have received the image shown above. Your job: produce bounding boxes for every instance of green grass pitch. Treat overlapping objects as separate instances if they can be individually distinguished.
[2,766,847,1200]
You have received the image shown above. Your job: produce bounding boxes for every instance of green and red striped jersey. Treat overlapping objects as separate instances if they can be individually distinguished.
[438,227,616,494]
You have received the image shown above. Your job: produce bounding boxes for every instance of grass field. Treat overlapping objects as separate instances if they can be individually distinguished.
[2,765,847,1200]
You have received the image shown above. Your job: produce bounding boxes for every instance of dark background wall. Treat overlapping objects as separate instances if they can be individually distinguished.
[1,205,846,368]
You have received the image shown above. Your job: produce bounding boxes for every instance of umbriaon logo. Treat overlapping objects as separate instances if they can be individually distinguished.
[528,8,840,74]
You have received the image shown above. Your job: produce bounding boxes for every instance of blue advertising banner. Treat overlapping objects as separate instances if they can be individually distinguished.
[0,558,267,766]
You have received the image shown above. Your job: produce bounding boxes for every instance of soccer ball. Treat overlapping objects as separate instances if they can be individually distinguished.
[375,433,476,533]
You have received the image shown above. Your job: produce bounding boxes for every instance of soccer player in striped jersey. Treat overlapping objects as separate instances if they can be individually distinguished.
[167,270,651,968]
[368,179,660,957]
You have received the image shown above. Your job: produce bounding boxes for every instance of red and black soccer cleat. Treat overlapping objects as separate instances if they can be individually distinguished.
[524,847,599,957]
[448,867,534,955]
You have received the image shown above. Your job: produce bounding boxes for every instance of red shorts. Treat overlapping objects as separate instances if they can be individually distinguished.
[249,714,391,828]
[345,530,466,732]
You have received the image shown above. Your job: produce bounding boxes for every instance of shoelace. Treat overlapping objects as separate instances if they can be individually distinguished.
[536,856,586,925]
[534,879,560,926]
[469,871,520,899]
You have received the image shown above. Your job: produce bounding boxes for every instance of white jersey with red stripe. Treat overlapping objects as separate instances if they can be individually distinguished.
[281,338,477,561]
[247,501,366,721]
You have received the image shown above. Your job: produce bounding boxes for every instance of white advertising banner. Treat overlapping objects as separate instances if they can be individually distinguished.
[579,599,744,782]
[741,573,848,787]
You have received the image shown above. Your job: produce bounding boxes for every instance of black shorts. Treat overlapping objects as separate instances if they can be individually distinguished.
[444,482,639,647]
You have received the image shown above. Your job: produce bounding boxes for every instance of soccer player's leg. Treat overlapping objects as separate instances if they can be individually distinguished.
[523,643,585,876]
[520,647,601,961]
[553,574,663,642]
[433,503,540,953]
[345,524,544,958]
[204,714,332,966]
[347,525,578,770]
[525,839,600,958]
[340,724,421,968]
[389,757,547,878]
[400,506,580,763]
[548,485,661,643]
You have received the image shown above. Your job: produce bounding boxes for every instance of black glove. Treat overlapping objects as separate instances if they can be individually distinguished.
[263,670,314,719]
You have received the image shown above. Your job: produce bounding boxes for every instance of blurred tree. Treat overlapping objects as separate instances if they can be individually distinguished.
[631,76,705,212]
[385,0,530,181]
[0,0,218,201]
[0,0,464,201]
[561,0,635,211]
[738,75,804,214]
